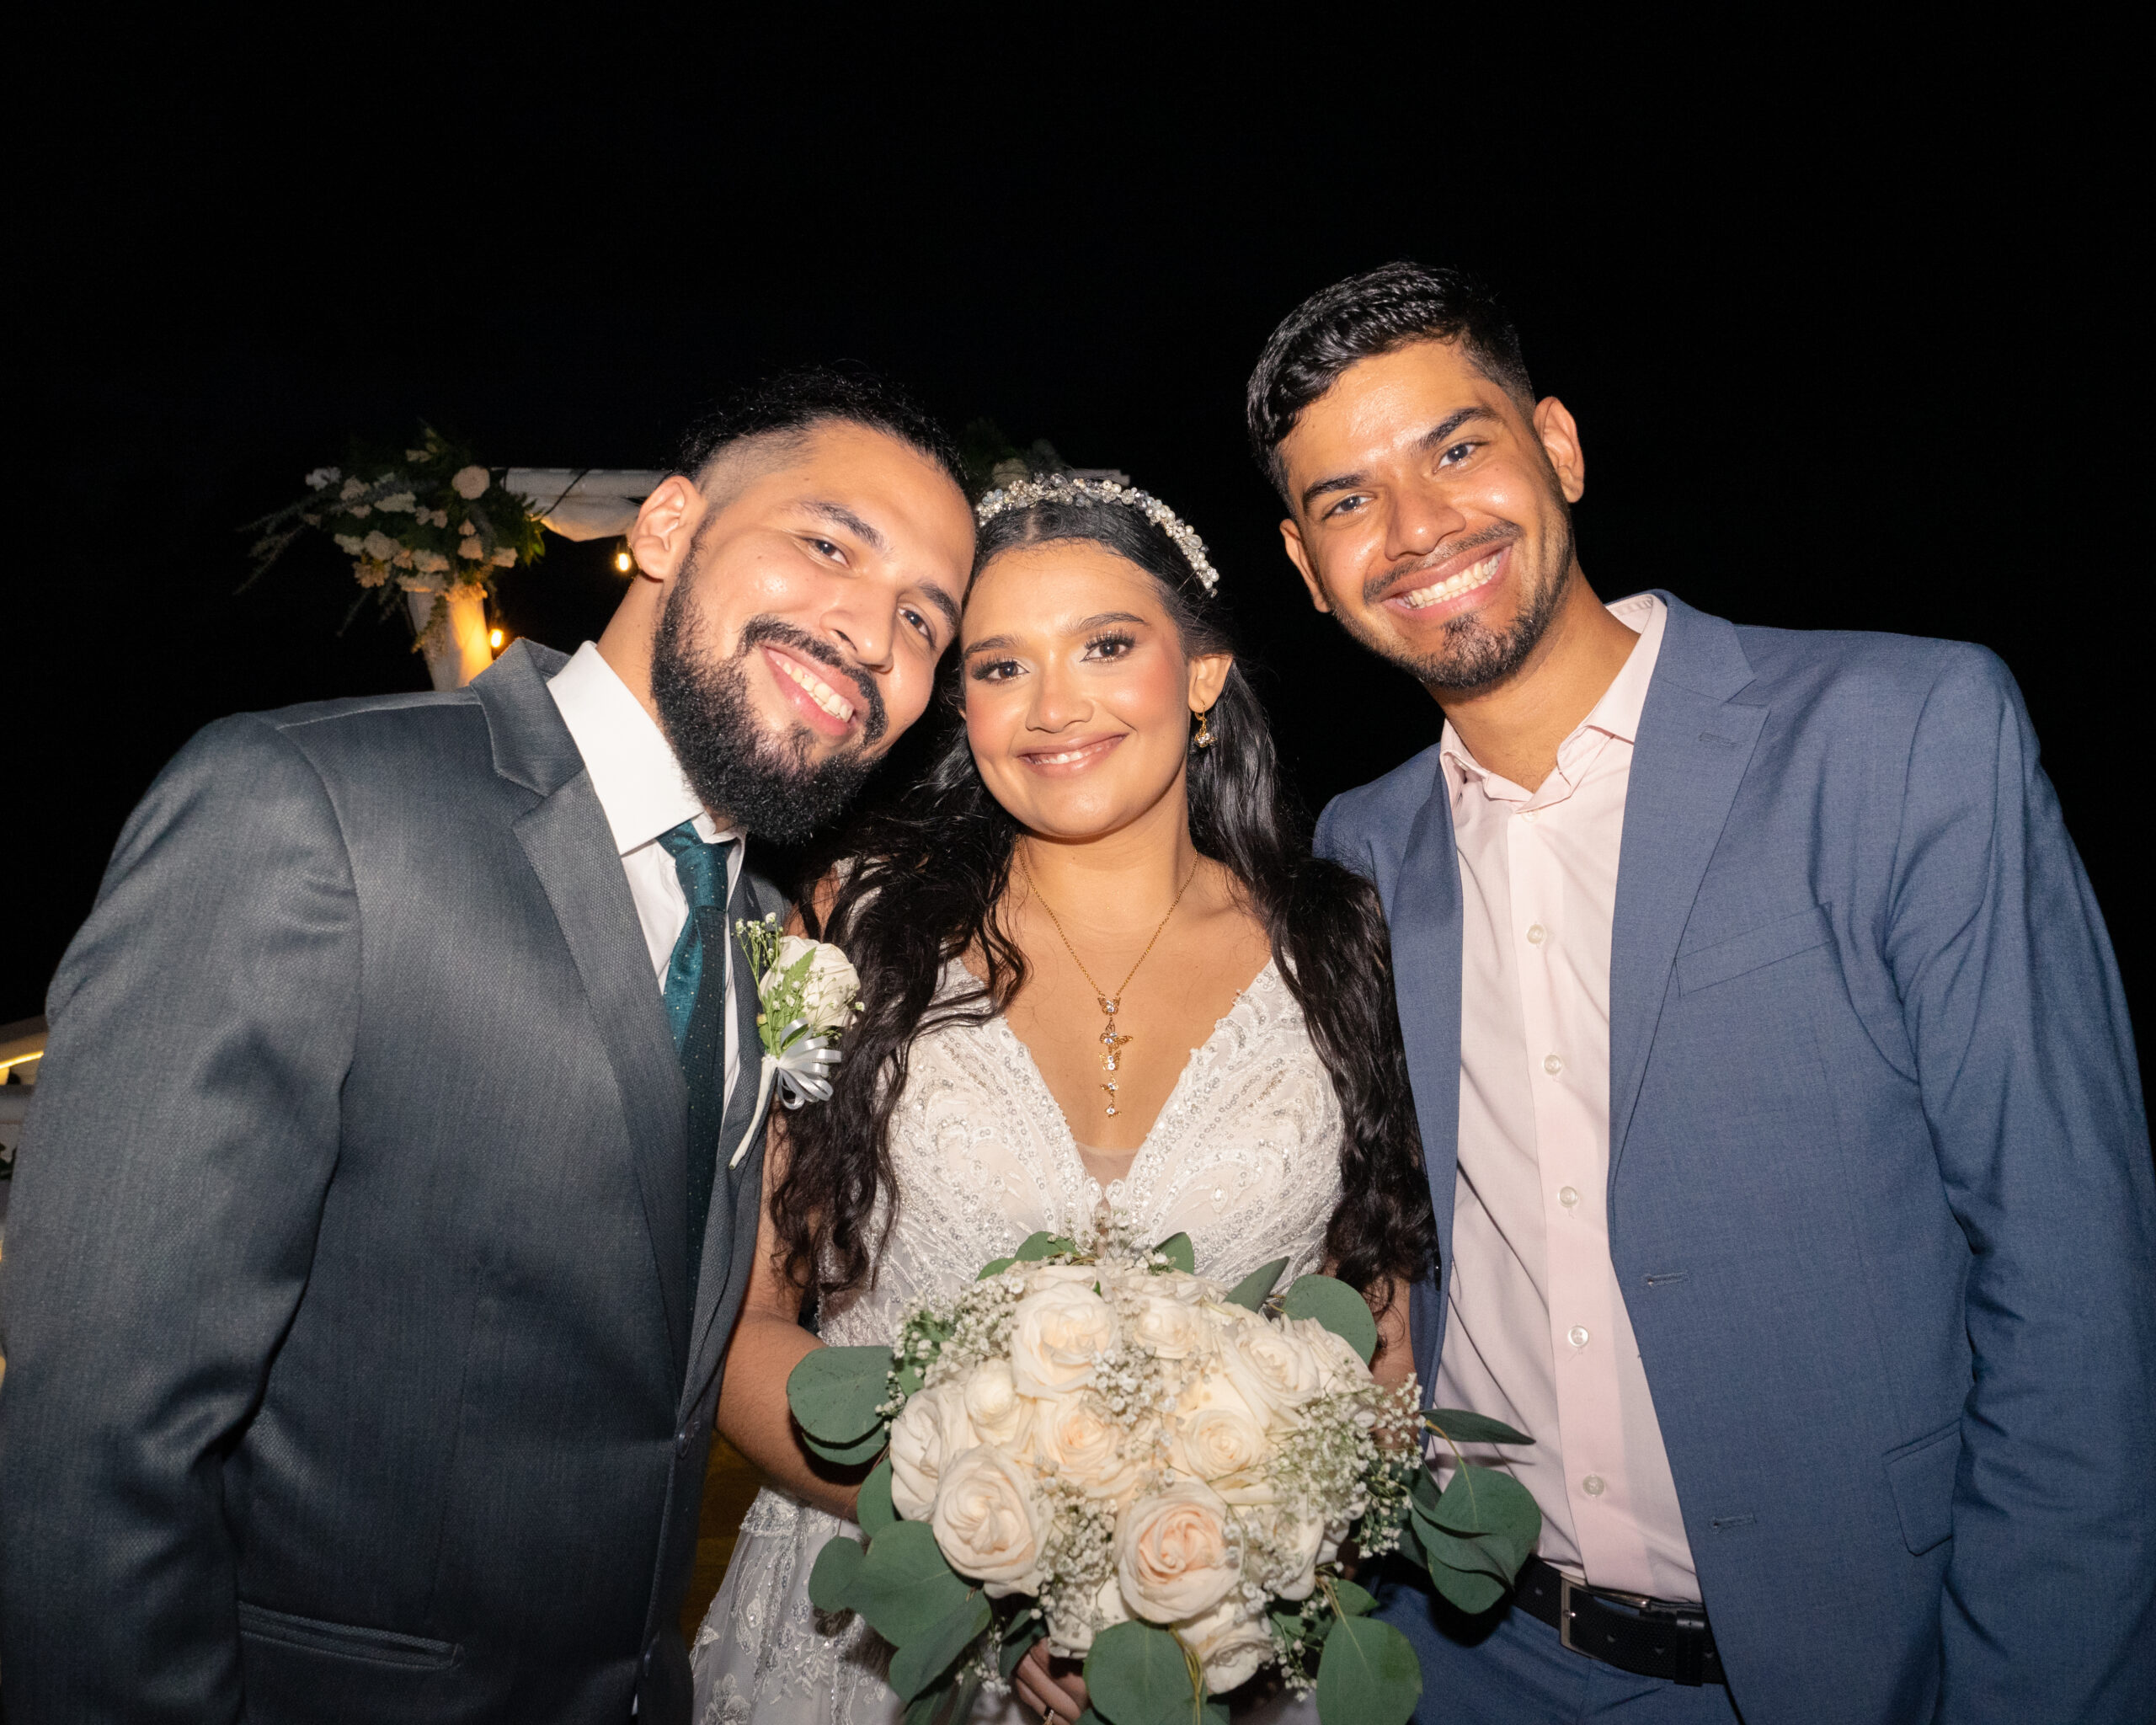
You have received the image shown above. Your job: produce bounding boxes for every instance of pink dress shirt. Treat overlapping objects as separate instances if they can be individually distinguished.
[1433,591,1700,1602]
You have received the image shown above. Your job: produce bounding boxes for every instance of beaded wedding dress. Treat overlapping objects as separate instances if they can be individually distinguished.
[690,957,1343,1725]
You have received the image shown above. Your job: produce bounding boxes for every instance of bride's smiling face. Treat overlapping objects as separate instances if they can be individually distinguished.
[961,541,1230,841]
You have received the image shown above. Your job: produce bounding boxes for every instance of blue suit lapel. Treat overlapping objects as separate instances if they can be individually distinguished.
[1608,595,1764,1177]
[1389,777,1464,1394]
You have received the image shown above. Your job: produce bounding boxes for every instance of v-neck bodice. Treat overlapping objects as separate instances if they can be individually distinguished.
[814,955,1345,1348]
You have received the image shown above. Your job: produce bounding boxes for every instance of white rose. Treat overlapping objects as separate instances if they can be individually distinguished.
[451,463,490,499]
[1285,1315,1374,1392]
[1010,1282,1118,1399]
[886,1381,975,1521]
[930,1446,1047,1596]
[959,1359,1029,1447]
[1179,1595,1274,1693]
[762,936,860,1037]
[1221,1321,1327,1423]
[1049,1573,1129,1656]
[1170,1370,1267,1483]
[1022,1263,1100,1290]
[361,530,401,563]
[1032,1391,1143,1502]
[1116,1482,1240,1623]
[1131,1293,1215,1361]
[1246,1503,1330,1601]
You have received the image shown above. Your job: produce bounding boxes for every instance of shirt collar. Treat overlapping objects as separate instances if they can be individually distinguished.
[1439,591,1668,794]
[545,641,732,855]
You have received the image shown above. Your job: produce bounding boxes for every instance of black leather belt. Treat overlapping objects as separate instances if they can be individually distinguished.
[1513,1556,1724,1686]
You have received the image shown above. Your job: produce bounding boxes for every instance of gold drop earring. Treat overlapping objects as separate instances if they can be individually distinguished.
[1193,708,1215,749]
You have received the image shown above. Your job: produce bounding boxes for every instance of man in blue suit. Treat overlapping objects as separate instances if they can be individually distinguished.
[1246,264,2155,1723]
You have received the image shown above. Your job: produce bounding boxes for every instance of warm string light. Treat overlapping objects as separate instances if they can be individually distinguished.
[613,548,635,574]
[488,628,505,650]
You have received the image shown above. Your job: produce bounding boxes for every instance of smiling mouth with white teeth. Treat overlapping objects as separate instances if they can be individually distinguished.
[771,652,856,723]
[1396,551,1504,610]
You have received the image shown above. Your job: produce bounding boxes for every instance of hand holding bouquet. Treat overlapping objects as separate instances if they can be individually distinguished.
[787,1218,1540,1724]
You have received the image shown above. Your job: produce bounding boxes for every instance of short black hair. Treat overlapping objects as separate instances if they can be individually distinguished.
[676,363,966,497]
[1245,263,1534,504]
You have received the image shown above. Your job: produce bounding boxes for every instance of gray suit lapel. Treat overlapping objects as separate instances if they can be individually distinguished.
[478,646,692,1379]
[1608,595,1764,1179]
[1387,778,1464,1393]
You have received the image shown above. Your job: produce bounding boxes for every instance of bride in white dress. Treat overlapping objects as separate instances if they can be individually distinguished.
[691,473,1433,1724]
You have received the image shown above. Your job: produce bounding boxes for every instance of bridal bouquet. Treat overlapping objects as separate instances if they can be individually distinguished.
[788,1220,1540,1725]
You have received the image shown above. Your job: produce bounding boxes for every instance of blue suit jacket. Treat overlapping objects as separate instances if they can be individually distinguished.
[1316,594,2156,1724]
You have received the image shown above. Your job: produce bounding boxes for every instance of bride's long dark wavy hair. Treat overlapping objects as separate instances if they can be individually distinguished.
[771,489,1435,1314]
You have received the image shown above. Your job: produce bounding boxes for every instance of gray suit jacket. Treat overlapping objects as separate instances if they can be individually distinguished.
[0,642,779,1723]
[1320,595,2156,1722]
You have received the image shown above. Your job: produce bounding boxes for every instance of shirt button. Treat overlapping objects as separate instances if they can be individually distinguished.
[1520,809,1539,824]
[1526,923,1546,944]
[1582,1475,1607,1497]
[1544,1054,1564,1076]
[1568,1325,1590,1348]
[1559,1185,1580,1208]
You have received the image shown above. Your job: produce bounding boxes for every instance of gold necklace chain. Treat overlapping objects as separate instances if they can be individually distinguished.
[1020,851,1201,1119]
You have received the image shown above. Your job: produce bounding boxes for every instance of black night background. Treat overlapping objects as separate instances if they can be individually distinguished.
[8,16,2143,1084]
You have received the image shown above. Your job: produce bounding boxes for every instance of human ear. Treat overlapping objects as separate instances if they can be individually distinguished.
[1186,650,1235,714]
[1278,519,1332,613]
[1532,398,1587,504]
[627,475,704,585]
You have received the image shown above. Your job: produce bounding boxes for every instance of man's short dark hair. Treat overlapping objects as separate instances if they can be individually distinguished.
[1245,264,1534,504]
[677,364,965,497]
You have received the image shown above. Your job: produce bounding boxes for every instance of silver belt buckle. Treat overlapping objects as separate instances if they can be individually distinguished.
[1559,1574,1659,1656]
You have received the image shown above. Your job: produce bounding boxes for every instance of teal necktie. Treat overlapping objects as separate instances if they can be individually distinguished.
[658,820,737,1314]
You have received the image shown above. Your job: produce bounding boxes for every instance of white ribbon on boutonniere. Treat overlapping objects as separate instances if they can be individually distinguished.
[732,915,861,1166]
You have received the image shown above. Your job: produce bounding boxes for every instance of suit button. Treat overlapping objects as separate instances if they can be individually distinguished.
[675,1430,691,1458]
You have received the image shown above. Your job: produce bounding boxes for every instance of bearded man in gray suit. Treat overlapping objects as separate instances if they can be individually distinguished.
[0,369,976,1723]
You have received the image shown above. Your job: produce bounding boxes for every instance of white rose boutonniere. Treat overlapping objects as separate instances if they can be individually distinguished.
[732,914,861,1165]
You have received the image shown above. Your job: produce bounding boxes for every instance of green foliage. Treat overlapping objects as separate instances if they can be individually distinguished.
[807,1535,866,1612]
[850,1522,973,1645]
[1423,1408,1533,1446]
[977,1257,1016,1279]
[1084,1621,1201,1725]
[788,1346,891,1444]
[1282,1274,1379,1365]
[1407,1462,1542,1616]
[803,1425,889,1466]
[1329,1578,1379,1618]
[1153,1231,1196,1274]
[1315,1612,1421,1725]
[1014,1231,1081,1263]
[888,1592,990,1701]
[1224,1257,1290,1310]
[857,1457,897,1535]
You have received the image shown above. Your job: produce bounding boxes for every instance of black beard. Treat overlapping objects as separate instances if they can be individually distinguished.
[1345,519,1576,695]
[648,589,885,843]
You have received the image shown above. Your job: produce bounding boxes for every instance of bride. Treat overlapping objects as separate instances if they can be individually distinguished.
[691,473,1434,1724]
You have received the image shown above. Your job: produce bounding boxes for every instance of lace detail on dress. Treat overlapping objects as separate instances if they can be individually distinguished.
[692,959,1344,1723]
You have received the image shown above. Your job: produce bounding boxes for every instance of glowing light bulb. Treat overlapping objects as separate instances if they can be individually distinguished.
[488,628,504,649]
[614,550,634,573]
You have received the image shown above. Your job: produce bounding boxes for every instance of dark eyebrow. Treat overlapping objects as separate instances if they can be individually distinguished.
[1297,406,1499,514]
[797,499,891,555]
[916,584,962,634]
[961,611,1148,657]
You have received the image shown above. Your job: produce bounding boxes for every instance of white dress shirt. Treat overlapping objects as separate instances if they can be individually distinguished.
[1436,593,1700,1602]
[547,641,741,1105]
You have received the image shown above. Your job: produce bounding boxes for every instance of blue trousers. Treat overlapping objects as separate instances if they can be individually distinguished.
[1376,1567,1742,1725]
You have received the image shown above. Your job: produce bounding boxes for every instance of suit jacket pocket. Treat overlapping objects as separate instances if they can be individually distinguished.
[1678,904,1834,995]
[237,1600,462,1669]
[1883,1420,1961,1555]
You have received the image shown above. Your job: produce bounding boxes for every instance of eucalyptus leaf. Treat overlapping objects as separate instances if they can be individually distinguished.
[1330,1578,1379,1617]
[977,1257,1016,1279]
[1085,1619,1198,1725]
[806,1535,866,1613]
[803,1423,889,1466]
[1014,1231,1080,1263]
[889,1591,991,1701]
[851,1521,972,1644]
[857,1457,897,1535]
[1424,1465,1542,1557]
[1424,1559,1508,1616]
[1422,1408,1533,1446]
[787,1346,893,1443]
[1281,1274,1379,1365]
[900,1690,944,1725]
[999,1613,1046,1681]
[1152,1231,1196,1274]
[1315,1611,1421,1725]
[1224,1256,1290,1310]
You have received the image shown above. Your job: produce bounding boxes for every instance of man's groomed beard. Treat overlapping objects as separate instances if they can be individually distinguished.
[649,584,886,843]
[1348,518,1575,694]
